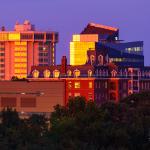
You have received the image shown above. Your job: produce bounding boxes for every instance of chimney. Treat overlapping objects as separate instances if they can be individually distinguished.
[1,26,5,31]
[61,56,67,75]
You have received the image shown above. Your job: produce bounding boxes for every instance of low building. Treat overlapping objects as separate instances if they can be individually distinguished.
[0,80,65,116]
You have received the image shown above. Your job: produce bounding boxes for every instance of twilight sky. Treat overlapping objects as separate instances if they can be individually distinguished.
[0,0,150,65]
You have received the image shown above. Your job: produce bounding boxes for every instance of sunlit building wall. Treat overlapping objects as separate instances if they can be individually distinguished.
[70,34,98,65]
[0,20,58,80]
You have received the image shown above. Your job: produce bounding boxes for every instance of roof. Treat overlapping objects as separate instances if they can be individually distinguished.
[89,23,118,32]
[81,23,119,34]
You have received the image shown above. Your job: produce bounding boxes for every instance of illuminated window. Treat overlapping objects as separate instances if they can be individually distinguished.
[15,42,27,46]
[89,82,93,88]
[67,70,72,77]
[68,92,72,97]
[14,58,27,62]
[43,69,50,78]
[74,69,80,78]
[53,70,60,78]
[32,70,39,78]
[68,81,72,89]
[88,70,92,77]
[8,33,20,40]
[14,52,27,57]
[14,69,27,74]
[74,93,80,97]
[14,63,27,68]
[74,82,80,88]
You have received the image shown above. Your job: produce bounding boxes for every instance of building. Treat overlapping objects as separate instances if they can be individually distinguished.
[29,23,150,105]
[0,22,150,115]
[70,23,144,67]
[0,80,65,116]
[0,20,58,80]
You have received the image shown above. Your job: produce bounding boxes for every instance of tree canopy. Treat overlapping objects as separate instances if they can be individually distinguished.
[0,93,150,149]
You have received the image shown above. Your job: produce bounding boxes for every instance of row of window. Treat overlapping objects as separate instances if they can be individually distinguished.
[0,97,36,108]
[32,69,93,78]
[39,58,48,62]
[39,53,48,57]
[68,81,93,89]
[68,92,93,100]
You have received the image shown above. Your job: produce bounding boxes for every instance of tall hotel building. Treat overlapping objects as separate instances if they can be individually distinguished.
[0,20,58,80]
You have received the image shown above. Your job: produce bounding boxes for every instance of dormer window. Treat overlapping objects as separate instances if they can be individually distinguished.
[98,55,103,65]
[32,70,39,78]
[90,55,95,65]
[53,70,60,78]
[111,70,117,77]
[74,69,80,78]
[67,70,72,77]
[88,70,92,77]
[43,69,50,78]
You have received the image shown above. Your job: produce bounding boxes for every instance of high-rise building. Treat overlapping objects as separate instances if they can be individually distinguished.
[0,20,58,80]
[70,23,144,67]
[70,23,119,65]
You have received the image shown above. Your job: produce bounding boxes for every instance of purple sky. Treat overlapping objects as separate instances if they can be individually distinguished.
[0,0,150,65]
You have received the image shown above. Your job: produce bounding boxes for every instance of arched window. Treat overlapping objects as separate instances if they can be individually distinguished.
[111,70,117,77]
[67,70,72,77]
[74,69,80,78]
[88,70,92,77]
[98,55,103,65]
[43,69,50,78]
[90,55,95,65]
[32,70,39,78]
[53,70,60,78]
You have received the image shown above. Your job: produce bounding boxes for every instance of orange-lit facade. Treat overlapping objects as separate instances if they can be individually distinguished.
[0,20,58,80]
[0,80,65,117]
[0,22,150,115]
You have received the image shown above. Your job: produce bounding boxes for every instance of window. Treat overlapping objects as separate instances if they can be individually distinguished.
[21,34,33,40]
[0,58,4,62]
[88,70,92,77]
[88,93,93,100]
[74,82,80,88]
[32,70,39,78]
[89,82,93,88]
[68,93,72,97]
[67,70,72,77]
[110,82,116,90]
[46,34,53,40]
[74,93,80,97]
[98,55,103,65]
[53,70,60,78]
[90,55,95,65]
[34,34,44,40]
[74,69,80,78]
[43,69,50,78]
[1,97,16,107]
[111,70,117,77]
[68,81,72,89]
[21,98,36,107]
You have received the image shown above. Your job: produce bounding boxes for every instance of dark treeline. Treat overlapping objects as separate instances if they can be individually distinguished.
[0,91,150,150]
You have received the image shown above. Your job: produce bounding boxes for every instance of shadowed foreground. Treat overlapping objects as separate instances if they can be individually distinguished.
[0,92,150,150]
